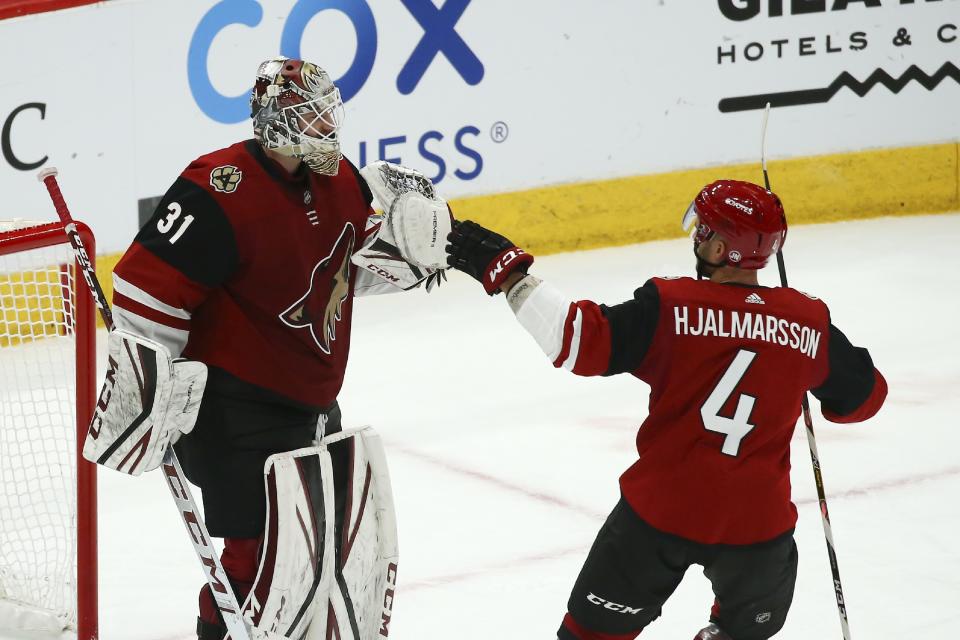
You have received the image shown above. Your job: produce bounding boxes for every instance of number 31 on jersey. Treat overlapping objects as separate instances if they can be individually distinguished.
[157,202,195,244]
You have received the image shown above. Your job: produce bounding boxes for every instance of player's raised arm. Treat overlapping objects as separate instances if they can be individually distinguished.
[445,219,658,376]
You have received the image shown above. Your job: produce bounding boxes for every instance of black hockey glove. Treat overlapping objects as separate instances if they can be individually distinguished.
[445,219,534,295]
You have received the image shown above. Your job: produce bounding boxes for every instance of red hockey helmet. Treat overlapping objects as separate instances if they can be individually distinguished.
[681,180,787,269]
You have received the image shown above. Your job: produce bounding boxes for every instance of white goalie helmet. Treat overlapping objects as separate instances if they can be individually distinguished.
[250,57,344,175]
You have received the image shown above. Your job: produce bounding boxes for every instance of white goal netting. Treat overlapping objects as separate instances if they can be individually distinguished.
[0,220,80,633]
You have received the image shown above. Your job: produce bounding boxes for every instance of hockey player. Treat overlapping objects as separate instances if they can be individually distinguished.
[445,180,887,640]
[85,57,449,639]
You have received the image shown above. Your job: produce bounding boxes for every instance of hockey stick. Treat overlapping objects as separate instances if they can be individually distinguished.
[38,168,252,640]
[760,105,852,640]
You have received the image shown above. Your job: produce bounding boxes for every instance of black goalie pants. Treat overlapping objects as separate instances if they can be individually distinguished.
[174,366,342,539]
[174,368,345,638]
[558,497,798,640]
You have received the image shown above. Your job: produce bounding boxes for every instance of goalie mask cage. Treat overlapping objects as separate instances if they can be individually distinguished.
[0,220,97,640]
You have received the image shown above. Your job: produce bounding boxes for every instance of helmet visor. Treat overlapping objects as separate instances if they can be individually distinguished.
[681,201,712,245]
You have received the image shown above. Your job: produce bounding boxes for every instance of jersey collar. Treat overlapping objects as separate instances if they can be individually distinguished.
[245,139,310,185]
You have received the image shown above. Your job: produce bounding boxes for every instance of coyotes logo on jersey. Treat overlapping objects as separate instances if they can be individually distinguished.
[209,165,242,193]
[279,223,356,354]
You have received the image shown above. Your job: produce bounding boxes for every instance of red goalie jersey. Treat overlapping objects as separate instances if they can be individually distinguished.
[523,276,886,545]
[112,140,379,409]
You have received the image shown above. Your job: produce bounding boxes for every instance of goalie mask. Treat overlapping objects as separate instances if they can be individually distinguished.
[251,57,344,176]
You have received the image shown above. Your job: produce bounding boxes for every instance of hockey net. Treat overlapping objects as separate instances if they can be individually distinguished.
[0,220,97,639]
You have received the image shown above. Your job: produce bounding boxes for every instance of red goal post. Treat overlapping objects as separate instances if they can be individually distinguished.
[0,1,101,21]
[0,220,98,640]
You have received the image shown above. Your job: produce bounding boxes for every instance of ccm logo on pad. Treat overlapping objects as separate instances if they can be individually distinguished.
[380,562,398,636]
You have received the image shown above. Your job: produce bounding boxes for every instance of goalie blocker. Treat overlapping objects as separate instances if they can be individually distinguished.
[83,329,206,475]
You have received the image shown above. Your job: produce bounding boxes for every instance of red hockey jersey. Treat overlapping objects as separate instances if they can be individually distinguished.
[514,275,886,545]
[113,140,376,408]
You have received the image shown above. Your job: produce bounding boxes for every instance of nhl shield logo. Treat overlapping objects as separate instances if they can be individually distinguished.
[210,165,242,193]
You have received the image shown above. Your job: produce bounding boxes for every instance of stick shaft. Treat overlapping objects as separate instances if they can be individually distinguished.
[776,245,851,640]
[761,102,772,191]
[760,109,851,637]
[39,173,115,330]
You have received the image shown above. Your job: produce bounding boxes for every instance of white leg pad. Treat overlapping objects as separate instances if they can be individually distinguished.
[307,427,400,640]
[241,446,336,639]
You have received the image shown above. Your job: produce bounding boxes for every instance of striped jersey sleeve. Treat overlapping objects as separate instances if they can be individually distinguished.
[507,276,660,376]
[112,176,239,355]
[810,323,887,423]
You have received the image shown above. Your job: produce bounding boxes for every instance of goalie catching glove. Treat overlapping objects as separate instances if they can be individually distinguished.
[83,329,206,476]
[352,161,451,289]
[445,219,534,295]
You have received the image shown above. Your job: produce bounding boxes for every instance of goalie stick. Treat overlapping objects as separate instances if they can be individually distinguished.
[38,168,252,640]
[760,105,852,640]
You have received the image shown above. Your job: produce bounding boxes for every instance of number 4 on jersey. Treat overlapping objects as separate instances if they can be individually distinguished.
[701,349,758,456]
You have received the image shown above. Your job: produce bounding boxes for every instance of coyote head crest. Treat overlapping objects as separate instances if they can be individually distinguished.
[279,223,355,354]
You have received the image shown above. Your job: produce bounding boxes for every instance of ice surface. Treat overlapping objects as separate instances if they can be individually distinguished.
[5,213,958,639]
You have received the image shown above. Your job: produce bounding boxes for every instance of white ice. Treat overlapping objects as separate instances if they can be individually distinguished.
[6,213,960,639]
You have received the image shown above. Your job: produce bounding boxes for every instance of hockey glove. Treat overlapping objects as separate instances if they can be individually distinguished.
[446,219,533,295]
[352,161,450,291]
[83,329,206,476]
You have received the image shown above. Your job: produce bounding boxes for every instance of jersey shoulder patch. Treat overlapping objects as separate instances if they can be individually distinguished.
[182,141,254,196]
[209,164,243,193]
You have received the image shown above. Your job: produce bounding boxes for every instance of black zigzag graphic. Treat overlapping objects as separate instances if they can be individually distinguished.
[718,61,960,113]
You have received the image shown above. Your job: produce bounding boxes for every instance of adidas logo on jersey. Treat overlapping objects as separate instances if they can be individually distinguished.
[745,293,765,304]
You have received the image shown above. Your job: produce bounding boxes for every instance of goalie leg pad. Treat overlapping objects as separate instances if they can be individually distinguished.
[241,446,336,639]
[307,427,400,640]
[83,329,206,475]
[240,428,399,640]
